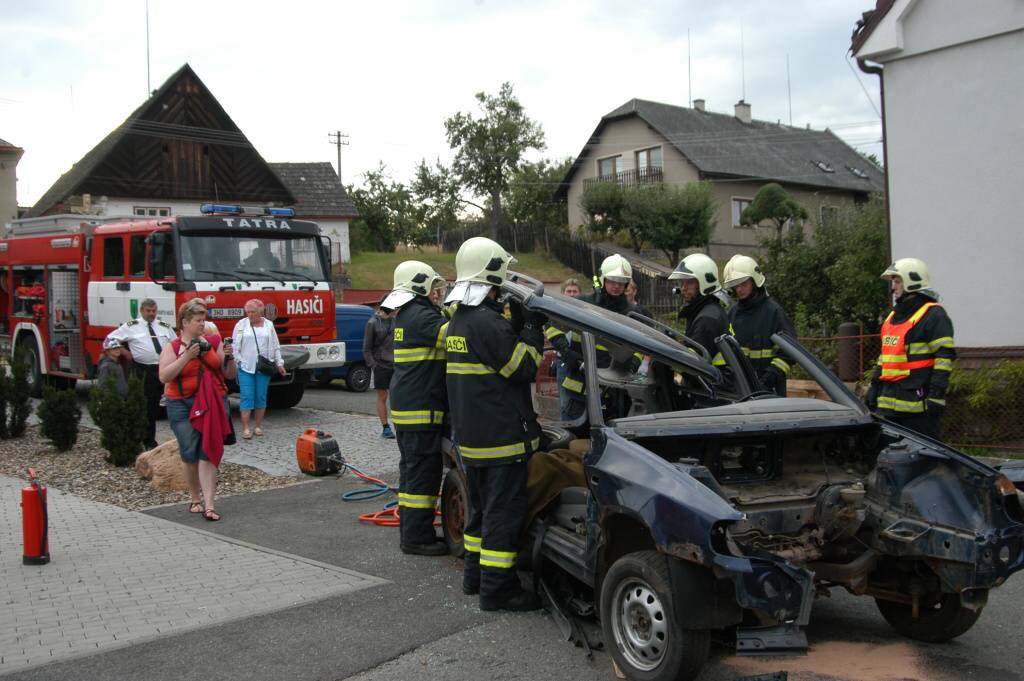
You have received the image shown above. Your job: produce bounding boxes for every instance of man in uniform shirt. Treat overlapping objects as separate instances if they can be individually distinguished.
[106,298,175,450]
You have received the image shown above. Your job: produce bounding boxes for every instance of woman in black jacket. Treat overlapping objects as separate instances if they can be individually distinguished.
[363,299,396,438]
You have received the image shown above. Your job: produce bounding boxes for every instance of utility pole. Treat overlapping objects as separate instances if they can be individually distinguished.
[328,131,349,183]
[145,0,151,95]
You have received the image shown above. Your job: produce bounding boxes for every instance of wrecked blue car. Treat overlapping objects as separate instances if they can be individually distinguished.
[440,276,1024,681]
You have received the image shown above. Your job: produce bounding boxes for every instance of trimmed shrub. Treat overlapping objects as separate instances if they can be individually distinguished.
[0,350,33,439]
[38,387,82,451]
[89,373,147,467]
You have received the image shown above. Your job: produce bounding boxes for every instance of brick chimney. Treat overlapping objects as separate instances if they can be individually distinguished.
[693,98,705,112]
[734,100,751,124]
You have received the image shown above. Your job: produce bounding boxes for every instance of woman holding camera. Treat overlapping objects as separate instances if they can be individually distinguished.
[231,298,285,439]
[159,298,236,521]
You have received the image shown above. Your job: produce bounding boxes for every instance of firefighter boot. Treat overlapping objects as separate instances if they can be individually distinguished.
[480,588,541,612]
[400,541,449,556]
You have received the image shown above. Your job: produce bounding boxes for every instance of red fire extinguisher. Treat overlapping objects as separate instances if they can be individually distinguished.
[22,468,50,565]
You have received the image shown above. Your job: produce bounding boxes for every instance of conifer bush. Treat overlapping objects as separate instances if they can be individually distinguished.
[89,373,147,466]
[0,350,33,439]
[38,386,82,451]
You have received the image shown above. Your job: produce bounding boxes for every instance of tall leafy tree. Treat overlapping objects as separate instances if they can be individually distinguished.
[348,165,423,251]
[504,157,573,229]
[642,182,717,266]
[413,159,465,247]
[741,182,808,242]
[444,82,546,240]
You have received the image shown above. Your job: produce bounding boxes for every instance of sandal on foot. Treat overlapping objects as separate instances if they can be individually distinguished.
[254,427,264,437]
[242,429,252,439]
[203,508,221,522]
[188,502,204,514]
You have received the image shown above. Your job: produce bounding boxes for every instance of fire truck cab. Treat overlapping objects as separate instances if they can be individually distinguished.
[0,205,344,409]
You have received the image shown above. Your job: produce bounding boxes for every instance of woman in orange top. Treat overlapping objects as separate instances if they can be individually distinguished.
[159,298,237,521]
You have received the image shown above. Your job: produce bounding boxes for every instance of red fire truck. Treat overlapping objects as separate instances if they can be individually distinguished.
[0,205,344,408]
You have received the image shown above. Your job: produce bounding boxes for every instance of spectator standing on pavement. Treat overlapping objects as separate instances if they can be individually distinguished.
[96,337,129,398]
[385,261,449,555]
[106,298,176,450]
[865,258,955,439]
[231,299,285,439]
[159,298,236,521]
[363,299,396,439]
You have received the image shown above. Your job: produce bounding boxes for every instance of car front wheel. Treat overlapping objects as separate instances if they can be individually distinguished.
[600,551,709,681]
[875,592,983,642]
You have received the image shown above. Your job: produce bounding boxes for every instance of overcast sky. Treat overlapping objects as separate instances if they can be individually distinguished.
[2,0,881,208]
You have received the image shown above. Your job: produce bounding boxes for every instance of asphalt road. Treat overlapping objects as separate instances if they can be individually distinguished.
[299,383,378,416]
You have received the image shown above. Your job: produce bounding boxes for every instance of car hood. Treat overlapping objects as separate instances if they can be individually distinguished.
[502,276,721,382]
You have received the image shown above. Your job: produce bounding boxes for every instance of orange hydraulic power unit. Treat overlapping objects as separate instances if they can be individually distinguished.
[296,429,342,476]
[22,468,50,565]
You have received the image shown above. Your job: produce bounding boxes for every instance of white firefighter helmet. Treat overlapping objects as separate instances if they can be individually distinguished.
[599,254,632,286]
[447,237,515,305]
[881,257,930,292]
[722,254,766,289]
[381,260,445,309]
[668,253,720,295]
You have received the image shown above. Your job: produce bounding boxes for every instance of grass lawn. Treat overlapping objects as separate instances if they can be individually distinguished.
[345,248,583,290]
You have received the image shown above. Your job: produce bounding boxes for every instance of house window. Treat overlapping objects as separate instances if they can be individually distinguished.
[635,147,663,171]
[134,206,170,217]
[102,237,125,277]
[128,235,147,277]
[597,156,620,179]
[732,198,754,227]
[820,205,839,226]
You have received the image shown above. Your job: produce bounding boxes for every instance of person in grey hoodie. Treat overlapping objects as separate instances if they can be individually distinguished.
[363,300,396,438]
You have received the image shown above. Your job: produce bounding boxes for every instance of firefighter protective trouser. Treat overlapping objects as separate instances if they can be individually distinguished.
[463,461,529,597]
[396,430,443,546]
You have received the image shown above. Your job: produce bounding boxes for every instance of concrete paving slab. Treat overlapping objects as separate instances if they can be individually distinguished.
[0,476,386,676]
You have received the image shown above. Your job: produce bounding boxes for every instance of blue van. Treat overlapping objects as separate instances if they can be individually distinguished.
[313,304,374,391]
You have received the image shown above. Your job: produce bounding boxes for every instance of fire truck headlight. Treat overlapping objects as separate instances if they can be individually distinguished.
[316,347,328,360]
[329,345,341,359]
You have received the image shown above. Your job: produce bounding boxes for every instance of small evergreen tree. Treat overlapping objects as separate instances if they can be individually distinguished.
[38,386,82,451]
[89,373,147,466]
[741,183,809,242]
[0,366,10,439]
[6,349,32,438]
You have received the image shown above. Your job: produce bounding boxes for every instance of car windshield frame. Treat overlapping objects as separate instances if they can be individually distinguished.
[176,231,328,283]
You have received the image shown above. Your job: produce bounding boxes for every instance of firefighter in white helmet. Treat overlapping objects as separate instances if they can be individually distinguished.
[445,237,545,612]
[383,261,450,556]
[669,253,728,359]
[866,258,954,439]
[722,254,796,396]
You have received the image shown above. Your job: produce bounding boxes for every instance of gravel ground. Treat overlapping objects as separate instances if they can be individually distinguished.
[0,426,305,510]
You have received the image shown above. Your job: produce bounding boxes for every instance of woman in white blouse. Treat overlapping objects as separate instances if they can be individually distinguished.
[231,299,285,438]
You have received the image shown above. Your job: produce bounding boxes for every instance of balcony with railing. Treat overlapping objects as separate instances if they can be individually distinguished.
[583,165,664,190]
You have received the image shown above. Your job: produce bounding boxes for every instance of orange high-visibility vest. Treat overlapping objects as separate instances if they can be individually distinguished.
[878,302,938,382]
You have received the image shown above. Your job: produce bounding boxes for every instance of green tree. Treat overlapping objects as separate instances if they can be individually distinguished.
[580,181,629,246]
[504,157,572,229]
[642,182,717,266]
[445,82,546,240]
[413,158,465,247]
[741,183,809,242]
[89,374,147,466]
[38,387,81,451]
[348,165,423,251]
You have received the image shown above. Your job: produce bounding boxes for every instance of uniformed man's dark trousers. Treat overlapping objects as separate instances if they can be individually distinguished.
[883,411,942,441]
[396,429,443,546]
[462,461,528,598]
[132,362,161,449]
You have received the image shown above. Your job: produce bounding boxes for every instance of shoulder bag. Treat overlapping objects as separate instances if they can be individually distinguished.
[251,323,279,376]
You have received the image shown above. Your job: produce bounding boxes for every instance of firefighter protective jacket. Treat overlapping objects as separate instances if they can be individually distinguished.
[727,290,796,391]
[869,293,955,414]
[446,296,543,466]
[389,296,448,431]
[547,288,636,399]
[679,293,729,359]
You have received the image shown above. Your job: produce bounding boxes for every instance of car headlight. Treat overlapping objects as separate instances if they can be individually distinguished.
[317,347,328,360]
[329,345,341,359]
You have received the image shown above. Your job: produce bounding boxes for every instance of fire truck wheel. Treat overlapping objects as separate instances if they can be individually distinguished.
[267,382,305,409]
[17,339,43,398]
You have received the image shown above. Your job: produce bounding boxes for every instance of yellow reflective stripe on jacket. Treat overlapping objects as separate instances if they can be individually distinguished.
[499,342,542,378]
[459,437,540,460]
[741,347,776,359]
[394,346,445,363]
[447,362,496,375]
[463,533,481,553]
[397,492,438,509]
[907,342,933,355]
[562,376,585,393]
[435,322,449,350]
[479,547,517,569]
[877,395,926,413]
[390,409,445,426]
[595,343,609,352]
[544,327,564,341]
[933,358,953,371]
[711,353,726,366]
[929,336,954,350]
[771,357,791,374]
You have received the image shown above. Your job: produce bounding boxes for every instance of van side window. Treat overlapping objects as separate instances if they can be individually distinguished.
[128,235,147,277]
[103,237,125,277]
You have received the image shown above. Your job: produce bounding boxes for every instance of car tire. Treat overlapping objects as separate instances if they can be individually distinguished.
[875,593,982,643]
[601,551,709,681]
[441,467,468,558]
[267,382,305,410]
[345,363,371,393]
[17,339,43,398]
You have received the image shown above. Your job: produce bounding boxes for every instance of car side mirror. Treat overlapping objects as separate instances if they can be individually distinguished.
[147,232,168,281]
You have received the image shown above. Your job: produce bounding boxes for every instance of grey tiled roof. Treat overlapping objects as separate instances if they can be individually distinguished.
[269,162,358,218]
[559,98,884,197]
